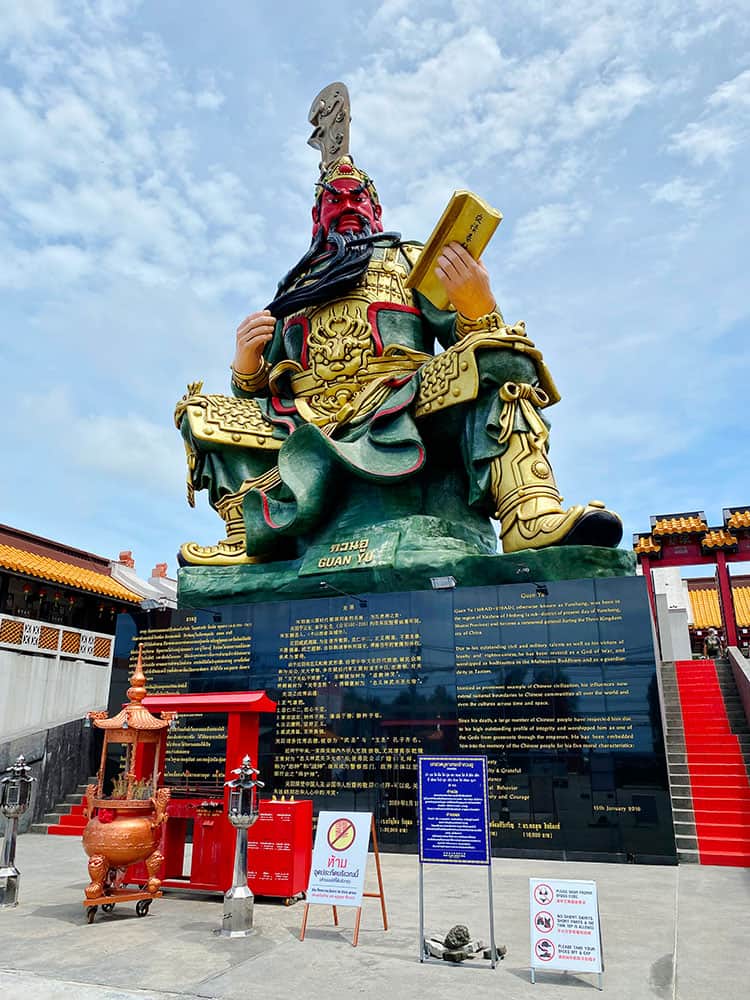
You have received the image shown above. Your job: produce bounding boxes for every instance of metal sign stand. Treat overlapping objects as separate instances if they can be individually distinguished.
[419,861,497,968]
[300,816,387,948]
[531,968,603,990]
[417,756,497,969]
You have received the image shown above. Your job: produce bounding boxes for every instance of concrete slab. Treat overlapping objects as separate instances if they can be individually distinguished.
[0,835,747,1000]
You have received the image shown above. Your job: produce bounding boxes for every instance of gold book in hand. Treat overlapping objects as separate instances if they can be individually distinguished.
[405,190,502,309]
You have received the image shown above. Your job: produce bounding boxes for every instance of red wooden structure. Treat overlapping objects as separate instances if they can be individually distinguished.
[126,691,312,900]
[634,506,750,649]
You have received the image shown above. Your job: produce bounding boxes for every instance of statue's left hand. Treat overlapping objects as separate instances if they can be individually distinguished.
[434,242,495,318]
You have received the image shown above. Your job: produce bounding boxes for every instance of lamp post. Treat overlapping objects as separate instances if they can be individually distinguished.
[221,755,264,937]
[0,755,36,908]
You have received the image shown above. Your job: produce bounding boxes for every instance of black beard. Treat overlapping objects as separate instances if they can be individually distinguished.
[266,218,401,320]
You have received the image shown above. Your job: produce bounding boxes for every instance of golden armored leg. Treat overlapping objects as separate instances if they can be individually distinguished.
[492,384,621,553]
[178,467,282,566]
[178,492,257,567]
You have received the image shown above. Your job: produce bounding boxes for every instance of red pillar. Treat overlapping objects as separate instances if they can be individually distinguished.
[715,551,738,648]
[641,556,658,630]
[224,711,260,784]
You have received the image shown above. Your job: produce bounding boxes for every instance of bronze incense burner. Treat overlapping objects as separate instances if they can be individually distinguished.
[81,647,171,922]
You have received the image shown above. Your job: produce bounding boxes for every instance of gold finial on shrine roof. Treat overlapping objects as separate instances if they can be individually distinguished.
[127,644,147,704]
[94,645,169,732]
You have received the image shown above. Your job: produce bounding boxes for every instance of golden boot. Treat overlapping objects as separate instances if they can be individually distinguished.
[491,424,622,554]
[178,491,262,567]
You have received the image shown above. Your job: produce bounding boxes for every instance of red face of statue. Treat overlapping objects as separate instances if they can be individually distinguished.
[313,178,383,238]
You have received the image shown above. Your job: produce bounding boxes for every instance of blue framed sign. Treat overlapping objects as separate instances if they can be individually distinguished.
[418,755,490,865]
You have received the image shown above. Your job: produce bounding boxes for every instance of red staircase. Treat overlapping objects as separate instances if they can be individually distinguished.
[30,782,92,836]
[675,659,750,866]
[47,800,88,836]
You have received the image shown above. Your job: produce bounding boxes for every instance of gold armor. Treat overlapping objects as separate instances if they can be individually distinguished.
[175,392,284,452]
[414,321,559,418]
[268,243,428,428]
[489,381,619,552]
[178,490,258,566]
[177,473,281,566]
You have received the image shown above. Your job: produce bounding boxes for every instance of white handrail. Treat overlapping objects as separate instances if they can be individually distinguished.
[0,612,113,665]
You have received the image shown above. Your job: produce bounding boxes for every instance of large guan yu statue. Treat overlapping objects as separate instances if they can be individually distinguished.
[175,83,622,569]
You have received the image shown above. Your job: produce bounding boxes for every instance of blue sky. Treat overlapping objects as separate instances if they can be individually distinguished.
[1,0,748,579]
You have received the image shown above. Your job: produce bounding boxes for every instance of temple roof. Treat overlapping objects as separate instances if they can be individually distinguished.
[689,585,750,630]
[701,528,738,553]
[689,588,723,629]
[634,535,661,555]
[652,514,707,537]
[0,542,141,603]
[634,505,750,561]
[96,703,170,730]
[726,509,750,531]
[734,586,750,630]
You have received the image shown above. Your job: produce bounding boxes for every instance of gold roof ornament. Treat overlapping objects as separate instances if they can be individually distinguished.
[701,528,738,552]
[726,509,750,531]
[633,535,661,556]
[651,514,707,537]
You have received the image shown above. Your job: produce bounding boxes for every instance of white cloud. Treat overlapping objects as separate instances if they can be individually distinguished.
[707,68,750,109]
[508,202,591,266]
[0,0,67,45]
[670,121,742,166]
[194,87,225,111]
[0,2,264,301]
[649,176,706,210]
[669,67,750,167]
[0,242,93,289]
[671,12,729,52]
[554,71,653,141]
[16,389,183,494]
[346,7,665,219]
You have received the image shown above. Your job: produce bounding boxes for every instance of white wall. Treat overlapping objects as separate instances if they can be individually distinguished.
[0,649,111,744]
[652,567,692,662]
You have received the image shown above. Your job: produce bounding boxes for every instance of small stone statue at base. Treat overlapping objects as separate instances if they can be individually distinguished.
[425,923,507,963]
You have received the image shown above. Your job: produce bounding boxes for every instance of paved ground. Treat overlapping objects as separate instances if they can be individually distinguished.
[0,835,747,1000]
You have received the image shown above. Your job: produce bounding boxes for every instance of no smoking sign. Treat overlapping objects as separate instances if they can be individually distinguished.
[327,817,356,852]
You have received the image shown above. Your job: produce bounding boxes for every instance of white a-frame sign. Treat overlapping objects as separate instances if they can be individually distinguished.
[300,811,387,947]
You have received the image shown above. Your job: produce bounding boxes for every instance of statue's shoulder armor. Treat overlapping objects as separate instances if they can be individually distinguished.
[398,241,423,272]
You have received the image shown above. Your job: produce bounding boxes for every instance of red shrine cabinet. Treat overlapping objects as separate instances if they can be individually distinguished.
[127,691,312,902]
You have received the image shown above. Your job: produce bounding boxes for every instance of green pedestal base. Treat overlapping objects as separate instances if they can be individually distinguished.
[178,517,635,607]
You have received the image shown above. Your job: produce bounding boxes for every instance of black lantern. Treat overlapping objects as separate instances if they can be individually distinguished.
[221,755,264,937]
[227,755,262,827]
[1,755,36,908]
[1,755,35,820]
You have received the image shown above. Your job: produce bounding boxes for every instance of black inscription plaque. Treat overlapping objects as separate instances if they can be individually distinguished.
[121,576,676,863]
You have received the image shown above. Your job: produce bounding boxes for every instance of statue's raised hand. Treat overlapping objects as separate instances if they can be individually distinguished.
[434,242,495,319]
[233,310,275,374]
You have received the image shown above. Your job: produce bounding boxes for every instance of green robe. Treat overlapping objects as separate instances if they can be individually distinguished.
[180,239,547,558]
